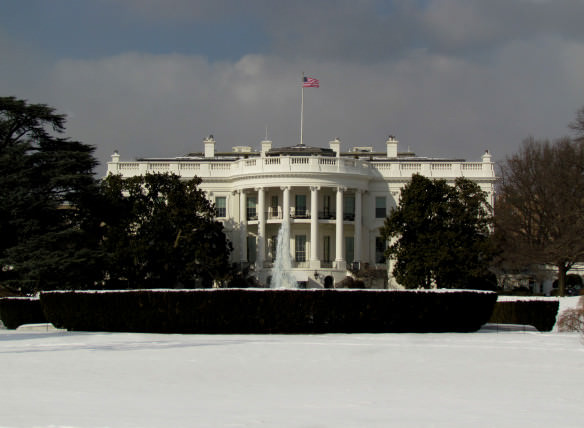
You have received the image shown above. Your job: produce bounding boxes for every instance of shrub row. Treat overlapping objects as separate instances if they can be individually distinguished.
[0,297,47,329]
[40,289,497,333]
[489,300,559,332]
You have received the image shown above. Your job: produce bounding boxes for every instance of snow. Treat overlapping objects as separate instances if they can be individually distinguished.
[1,327,582,428]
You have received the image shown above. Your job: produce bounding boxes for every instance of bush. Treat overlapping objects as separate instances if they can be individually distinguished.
[0,297,47,329]
[557,296,584,333]
[40,289,497,334]
[489,300,559,331]
[557,309,584,332]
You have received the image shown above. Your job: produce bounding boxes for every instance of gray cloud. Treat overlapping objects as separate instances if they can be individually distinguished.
[1,0,584,177]
[32,38,582,175]
[112,0,584,62]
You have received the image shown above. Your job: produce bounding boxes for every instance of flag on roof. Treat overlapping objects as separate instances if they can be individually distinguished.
[303,76,320,88]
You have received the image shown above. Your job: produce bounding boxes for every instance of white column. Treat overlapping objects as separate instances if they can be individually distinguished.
[240,190,247,263]
[354,189,362,266]
[310,186,320,268]
[282,186,290,223]
[257,187,266,269]
[335,186,346,270]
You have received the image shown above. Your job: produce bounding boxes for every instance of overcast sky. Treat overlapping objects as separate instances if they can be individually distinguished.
[2,0,584,174]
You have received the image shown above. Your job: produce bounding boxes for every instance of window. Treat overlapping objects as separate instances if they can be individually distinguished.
[270,195,279,218]
[215,196,226,217]
[344,195,355,221]
[323,236,331,262]
[345,236,354,264]
[375,197,386,219]
[295,194,307,217]
[247,236,256,264]
[270,235,278,260]
[322,195,332,218]
[295,235,306,262]
[247,197,257,220]
[375,236,387,264]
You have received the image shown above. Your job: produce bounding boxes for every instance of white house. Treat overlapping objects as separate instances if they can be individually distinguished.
[107,136,497,288]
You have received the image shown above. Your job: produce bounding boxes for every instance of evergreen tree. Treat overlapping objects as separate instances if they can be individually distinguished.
[381,174,494,289]
[98,173,232,288]
[0,97,100,293]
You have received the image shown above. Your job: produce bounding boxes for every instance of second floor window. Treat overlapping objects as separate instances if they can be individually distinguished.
[215,196,226,217]
[247,197,257,220]
[270,196,279,217]
[295,194,307,217]
[344,195,355,221]
[375,197,386,218]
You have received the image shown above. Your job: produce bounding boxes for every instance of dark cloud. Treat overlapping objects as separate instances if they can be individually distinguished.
[114,1,584,62]
[1,0,584,176]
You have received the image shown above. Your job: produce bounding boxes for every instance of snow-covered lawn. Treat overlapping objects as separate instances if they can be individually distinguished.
[1,325,582,428]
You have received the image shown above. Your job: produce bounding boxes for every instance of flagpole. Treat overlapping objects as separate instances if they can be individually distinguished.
[300,73,304,146]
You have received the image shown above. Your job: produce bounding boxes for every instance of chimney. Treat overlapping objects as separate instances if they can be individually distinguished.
[204,135,216,158]
[329,138,341,157]
[386,135,398,158]
[261,139,272,157]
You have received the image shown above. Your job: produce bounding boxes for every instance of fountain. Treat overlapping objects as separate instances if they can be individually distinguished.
[270,220,297,289]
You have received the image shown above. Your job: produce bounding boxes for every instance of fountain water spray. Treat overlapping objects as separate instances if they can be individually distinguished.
[270,220,297,289]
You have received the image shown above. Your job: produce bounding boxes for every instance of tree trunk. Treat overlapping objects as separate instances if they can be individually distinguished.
[557,263,567,297]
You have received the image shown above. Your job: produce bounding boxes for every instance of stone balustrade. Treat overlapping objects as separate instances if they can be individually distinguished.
[108,156,495,179]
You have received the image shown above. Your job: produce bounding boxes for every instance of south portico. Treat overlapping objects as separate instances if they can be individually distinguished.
[232,182,368,287]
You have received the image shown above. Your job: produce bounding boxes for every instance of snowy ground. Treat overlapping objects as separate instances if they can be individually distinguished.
[0,297,582,428]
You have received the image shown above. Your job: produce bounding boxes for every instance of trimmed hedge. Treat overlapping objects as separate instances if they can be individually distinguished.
[40,289,497,334]
[489,300,559,332]
[0,297,47,329]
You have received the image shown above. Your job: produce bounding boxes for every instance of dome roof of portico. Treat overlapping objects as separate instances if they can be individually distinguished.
[266,144,335,157]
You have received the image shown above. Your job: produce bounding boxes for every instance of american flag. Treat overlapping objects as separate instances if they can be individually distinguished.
[303,76,320,88]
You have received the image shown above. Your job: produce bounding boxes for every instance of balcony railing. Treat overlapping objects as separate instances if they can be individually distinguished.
[109,155,495,180]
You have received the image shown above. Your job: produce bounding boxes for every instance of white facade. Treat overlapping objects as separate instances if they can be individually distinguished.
[107,136,497,288]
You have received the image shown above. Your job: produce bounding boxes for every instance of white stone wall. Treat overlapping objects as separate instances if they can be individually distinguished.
[107,141,497,287]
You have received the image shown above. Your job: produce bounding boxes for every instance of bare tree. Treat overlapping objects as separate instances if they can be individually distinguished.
[494,137,584,296]
[569,106,584,143]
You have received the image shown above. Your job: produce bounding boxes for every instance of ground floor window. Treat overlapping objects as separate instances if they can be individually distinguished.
[247,236,256,264]
[323,235,331,262]
[345,236,354,264]
[375,236,386,264]
[270,235,277,260]
[295,235,306,262]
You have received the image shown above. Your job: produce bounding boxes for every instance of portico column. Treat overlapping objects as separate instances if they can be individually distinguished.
[256,187,266,269]
[335,186,346,270]
[310,186,320,268]
[239,190,247,263]
[282,186,290,223]
[354,189,362,266]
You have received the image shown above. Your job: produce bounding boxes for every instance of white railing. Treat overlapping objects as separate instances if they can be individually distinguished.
[431,163,452,171]
[108,156,495,180]
[179,163,200,171]
[401,163,421,171]
[118,162,139,171]
[148,163,170,172]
